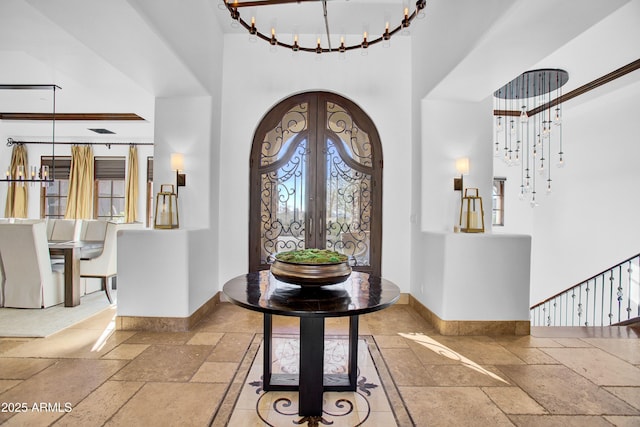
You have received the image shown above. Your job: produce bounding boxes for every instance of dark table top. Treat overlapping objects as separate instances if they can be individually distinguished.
[223,271,400,318]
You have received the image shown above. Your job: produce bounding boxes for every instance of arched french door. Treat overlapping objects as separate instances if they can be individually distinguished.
[249,91,383,276]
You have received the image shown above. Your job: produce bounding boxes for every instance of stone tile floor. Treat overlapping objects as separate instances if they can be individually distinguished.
[0,302,639,426]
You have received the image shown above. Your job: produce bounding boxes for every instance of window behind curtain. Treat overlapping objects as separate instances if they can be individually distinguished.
[94,157,126,222]
[41,156,71,219]
[492,177,506,226]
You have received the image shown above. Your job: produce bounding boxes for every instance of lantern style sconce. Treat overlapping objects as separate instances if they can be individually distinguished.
[171,153,186,197]
[453,157,469,193]
[459,188,485,233]
[154,184,179,229]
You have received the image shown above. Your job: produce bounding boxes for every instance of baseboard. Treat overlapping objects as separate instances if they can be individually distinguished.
[116,292,221,332]
[115,290,530,335]
[409,295,530,336]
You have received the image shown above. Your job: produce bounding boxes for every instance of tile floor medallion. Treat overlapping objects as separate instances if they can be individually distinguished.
[227,335,398,426]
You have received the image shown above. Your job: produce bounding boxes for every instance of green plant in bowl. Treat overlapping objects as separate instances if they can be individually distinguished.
[275,248,348,265]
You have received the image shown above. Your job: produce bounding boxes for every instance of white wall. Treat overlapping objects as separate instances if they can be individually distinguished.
[116,11,225,318]
[420,98,494,233]
[218,34,413,292]
[414,232,531,321]
[529,80,640,304]
[494,79,640,304]
[153,96,212,229]
[151,95,221,314]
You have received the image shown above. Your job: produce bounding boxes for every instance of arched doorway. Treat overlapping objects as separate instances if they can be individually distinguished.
[249,91,383,275]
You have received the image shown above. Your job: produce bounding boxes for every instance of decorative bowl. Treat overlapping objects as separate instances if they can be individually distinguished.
[270,249,352,286]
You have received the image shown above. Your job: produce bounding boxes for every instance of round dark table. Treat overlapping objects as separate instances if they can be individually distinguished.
[223,270,400,416]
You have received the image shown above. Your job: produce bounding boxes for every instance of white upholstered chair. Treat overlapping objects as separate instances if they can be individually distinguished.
[0,222,64,308]
[80,220,108,241]
[49,219,82,241]
[80,221,117,303]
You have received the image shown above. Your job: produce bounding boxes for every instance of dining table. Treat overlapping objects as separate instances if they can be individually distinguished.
[48,240,104,307]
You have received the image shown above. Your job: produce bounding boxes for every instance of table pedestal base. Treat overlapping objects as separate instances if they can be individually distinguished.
[262,313,359,416]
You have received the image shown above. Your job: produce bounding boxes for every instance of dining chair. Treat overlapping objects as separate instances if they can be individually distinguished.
[0,222,65,308]
[49,219,82,241]
[81,220,108,241]
[80,221,117,303]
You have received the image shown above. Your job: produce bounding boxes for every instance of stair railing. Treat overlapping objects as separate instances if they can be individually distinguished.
[530,253,640,327]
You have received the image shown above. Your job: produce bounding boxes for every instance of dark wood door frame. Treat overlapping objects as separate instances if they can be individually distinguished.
[249,91,383,275]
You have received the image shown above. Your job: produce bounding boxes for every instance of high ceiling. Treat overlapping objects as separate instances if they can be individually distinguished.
[0,0,638,142]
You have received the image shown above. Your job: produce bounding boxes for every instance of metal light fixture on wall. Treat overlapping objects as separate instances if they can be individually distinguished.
[493,69,569,207]
[220,0,426,55]
[170,153,186,197]
[459,188,485,233]
[154,184,179,229]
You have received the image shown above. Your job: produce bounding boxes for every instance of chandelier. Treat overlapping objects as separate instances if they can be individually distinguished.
[221,0,426,54]
[1,84,59,185]
[493,69,569,207]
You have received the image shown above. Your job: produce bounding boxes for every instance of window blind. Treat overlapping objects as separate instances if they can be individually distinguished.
[94,157,125,179]
[41,156,71,180]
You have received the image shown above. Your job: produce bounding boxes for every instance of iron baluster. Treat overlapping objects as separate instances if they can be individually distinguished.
[584,282,590,326]
[601,276,605,326]
[627,261,633,319]
[571,290,576,326]
[617,265,623,323]
[577,286,583,326]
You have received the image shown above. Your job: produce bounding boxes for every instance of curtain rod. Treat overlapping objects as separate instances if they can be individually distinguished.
[7,137,153,148]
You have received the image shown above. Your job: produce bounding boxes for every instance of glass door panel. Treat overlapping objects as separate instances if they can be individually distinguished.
[324,138,372,268]
[259,138,308,263]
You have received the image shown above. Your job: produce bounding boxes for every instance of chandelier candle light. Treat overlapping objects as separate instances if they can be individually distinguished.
[493,69,569,207]
[221,0,426,54]
[4,162,50,187]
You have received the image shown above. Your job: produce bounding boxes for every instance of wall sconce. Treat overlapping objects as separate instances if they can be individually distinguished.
[453,157,469,192]
[171,153,186,197]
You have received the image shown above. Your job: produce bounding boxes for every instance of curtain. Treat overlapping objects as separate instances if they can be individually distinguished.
[65,145,94,219]
[4,144,28,218]
[124,145,138,223]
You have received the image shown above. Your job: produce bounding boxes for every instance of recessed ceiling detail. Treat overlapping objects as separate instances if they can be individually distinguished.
[88,128,116,134]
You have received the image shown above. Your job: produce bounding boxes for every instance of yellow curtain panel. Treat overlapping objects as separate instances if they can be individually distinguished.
[65,145,94,219]
[124,145,138,223]
[4,144,28,218]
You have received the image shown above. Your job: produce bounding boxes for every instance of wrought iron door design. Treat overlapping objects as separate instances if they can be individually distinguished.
[249,92,382,275]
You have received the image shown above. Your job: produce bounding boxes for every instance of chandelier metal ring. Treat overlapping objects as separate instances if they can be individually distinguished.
[223,0,427,54]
